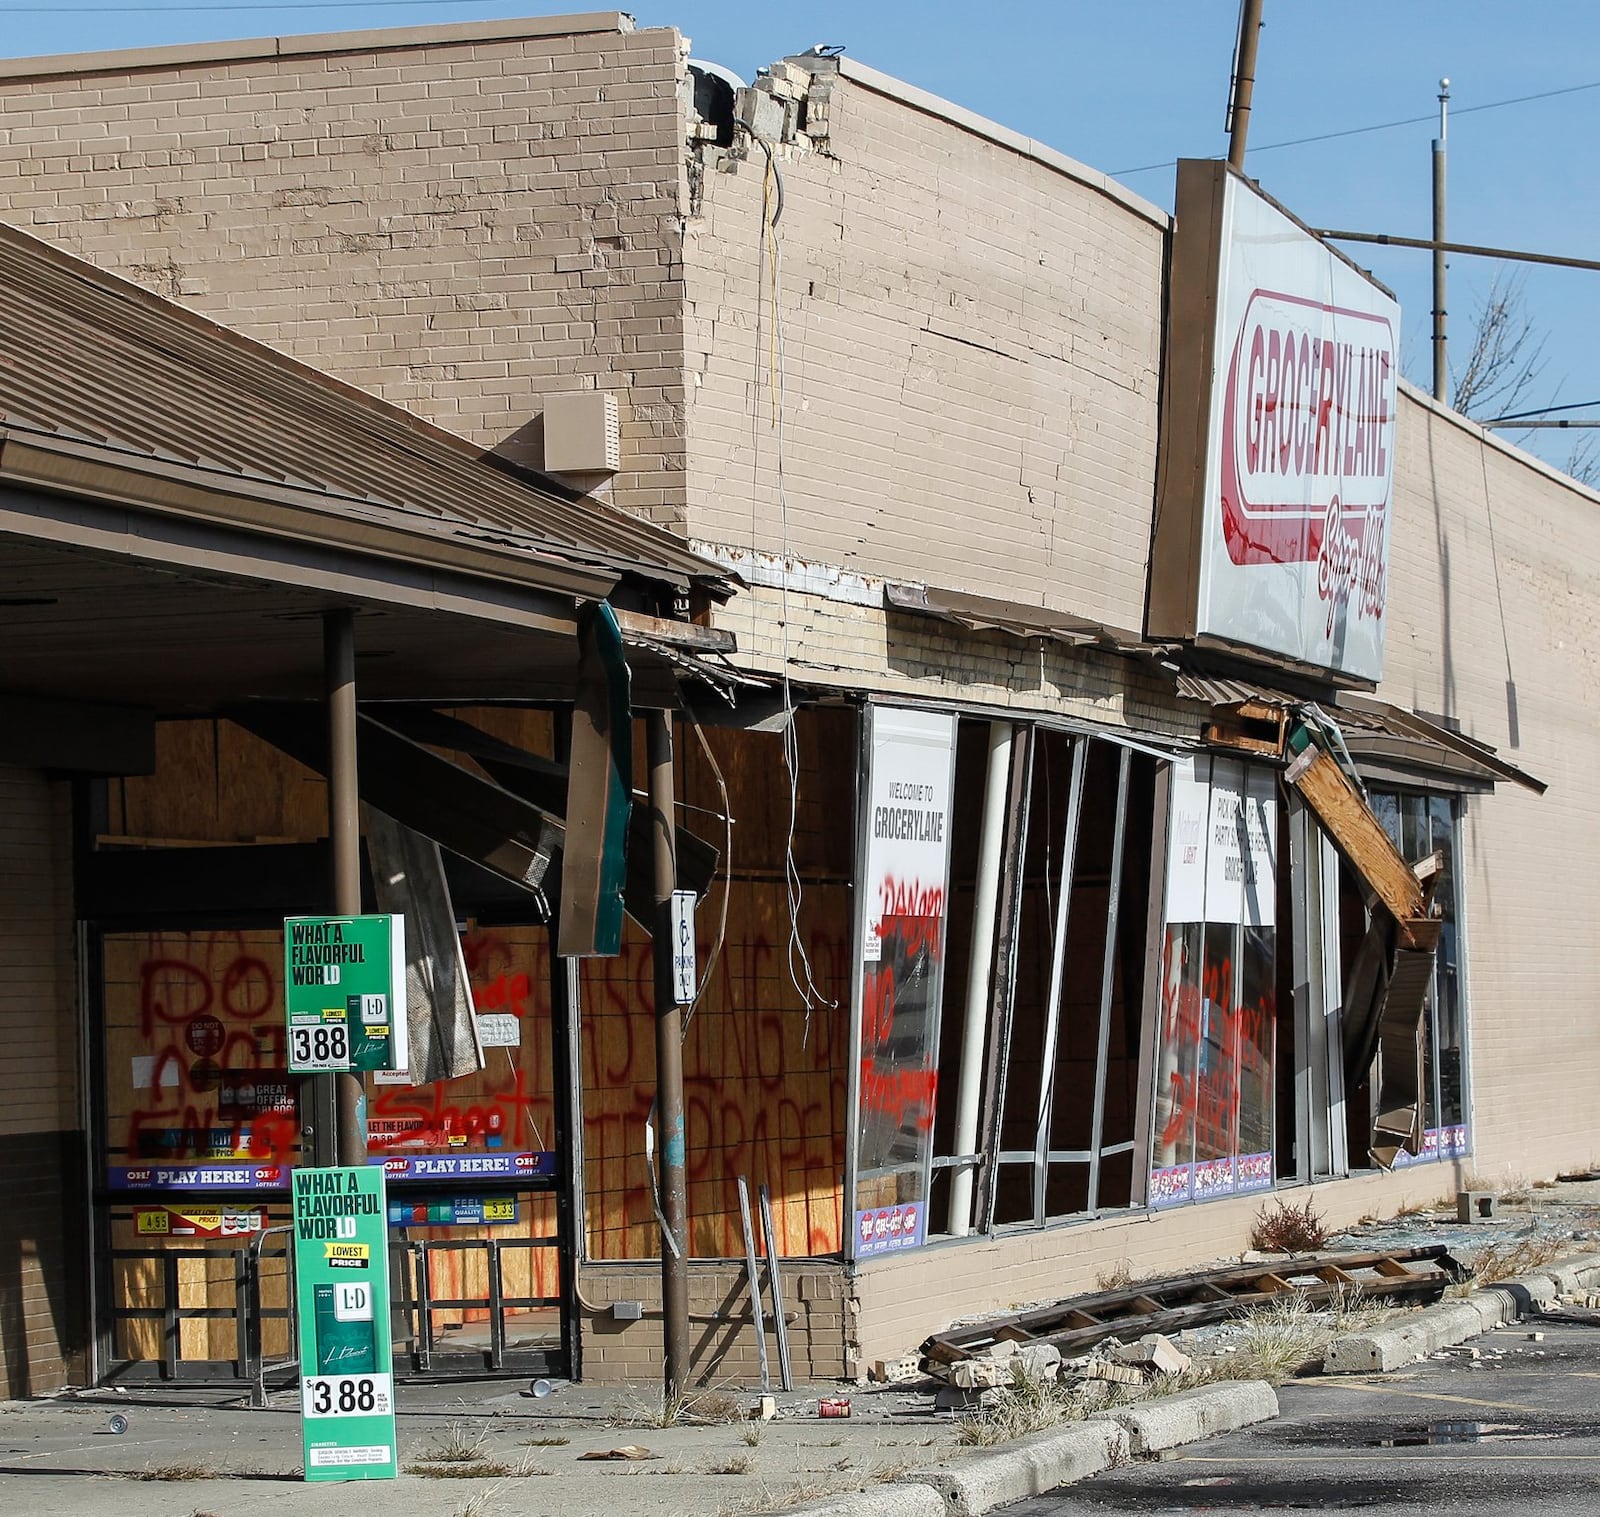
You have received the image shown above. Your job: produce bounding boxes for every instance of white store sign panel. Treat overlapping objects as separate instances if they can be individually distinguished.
[1164,755,1276,927]
[1154,162,1401,685]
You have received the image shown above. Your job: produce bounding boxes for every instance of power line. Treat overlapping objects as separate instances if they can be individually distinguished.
[1115,77,1600,178]
[1485,399,1600,424]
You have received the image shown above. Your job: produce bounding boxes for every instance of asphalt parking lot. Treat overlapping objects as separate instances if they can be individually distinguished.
[1019,1317,1600,1514]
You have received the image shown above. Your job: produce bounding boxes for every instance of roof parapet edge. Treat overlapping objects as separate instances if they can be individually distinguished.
[0,11,635,82]
[834,56,1169,231]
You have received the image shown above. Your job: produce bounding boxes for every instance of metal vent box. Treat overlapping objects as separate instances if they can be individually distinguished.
[543,391,621,474]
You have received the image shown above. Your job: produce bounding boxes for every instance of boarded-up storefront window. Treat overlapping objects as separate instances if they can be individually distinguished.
[580,706,854,1262]
[1151,755,1277,1207]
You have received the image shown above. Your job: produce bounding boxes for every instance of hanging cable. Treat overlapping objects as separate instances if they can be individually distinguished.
[749,130,835,1038]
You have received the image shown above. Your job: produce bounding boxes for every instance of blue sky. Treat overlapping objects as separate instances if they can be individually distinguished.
[5,1,1597,472]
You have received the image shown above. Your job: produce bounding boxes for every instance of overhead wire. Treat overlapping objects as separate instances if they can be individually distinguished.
[1114,77,1600,178]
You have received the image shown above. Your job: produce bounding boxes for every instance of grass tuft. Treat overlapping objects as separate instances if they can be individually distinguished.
[128,1462,215,1481]
[1175,1287,1395,1387]
[414,1419,491,1464]
[702,1452,755,1475]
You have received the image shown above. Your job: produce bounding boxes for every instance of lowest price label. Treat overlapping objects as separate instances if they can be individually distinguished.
[301,1372,393,1419]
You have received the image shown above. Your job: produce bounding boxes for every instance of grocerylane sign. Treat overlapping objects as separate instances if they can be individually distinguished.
[284,915,407,1075]
[1150,160,1400,684]
[293,1165,397,1482]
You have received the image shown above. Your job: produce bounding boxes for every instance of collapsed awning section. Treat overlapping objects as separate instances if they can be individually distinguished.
[1283,724,1444,1168]
[227,701,718,927]
[1174,674,1545,795]
[1332,694,1546,795]
[1173,670,1544,1169]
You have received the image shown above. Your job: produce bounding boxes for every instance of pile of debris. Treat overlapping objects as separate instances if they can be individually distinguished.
[879,1331,1194,1411]
[892,1245,1462,1406]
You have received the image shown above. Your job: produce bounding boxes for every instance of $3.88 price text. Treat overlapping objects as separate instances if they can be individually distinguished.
[302,1372,392,1419]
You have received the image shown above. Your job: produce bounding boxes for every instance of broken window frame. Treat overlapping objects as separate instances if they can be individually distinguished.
[1363,787,1472,1165]
[939,724,1163,1237]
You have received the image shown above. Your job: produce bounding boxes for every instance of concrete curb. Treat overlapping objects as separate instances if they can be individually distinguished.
[1323,1249,1600,1374]
[904,1420,1130,1517]
[785,1381,1279,1517]
[1087,1379,1280,1454]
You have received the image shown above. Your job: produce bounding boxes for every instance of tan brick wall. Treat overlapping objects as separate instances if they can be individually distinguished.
[683,64,1168,632]
[577,1260,848,1385]
[0,17,693,526]
[1382,384,1600,1185]
[713,580,1201,737]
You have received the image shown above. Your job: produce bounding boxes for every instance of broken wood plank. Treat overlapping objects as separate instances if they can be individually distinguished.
[1286,730,1424,926]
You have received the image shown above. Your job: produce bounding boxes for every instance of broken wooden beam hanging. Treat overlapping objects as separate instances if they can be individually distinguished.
[1284,724,1425,932]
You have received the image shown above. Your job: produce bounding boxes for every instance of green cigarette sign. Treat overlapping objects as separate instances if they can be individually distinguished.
[293,1166,397,1482]
[284,914,407,1074]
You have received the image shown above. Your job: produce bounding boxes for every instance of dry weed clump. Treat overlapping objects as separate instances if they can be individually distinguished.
[1447,1233,1568,1296]
[1174,1288,1395,1388]
[1249,1197,1329,1253]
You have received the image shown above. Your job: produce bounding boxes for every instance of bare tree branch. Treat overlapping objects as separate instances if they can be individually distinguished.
[1452,271,1547,419]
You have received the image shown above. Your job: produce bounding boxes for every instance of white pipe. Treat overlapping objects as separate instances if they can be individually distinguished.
[946,721,1014,1237]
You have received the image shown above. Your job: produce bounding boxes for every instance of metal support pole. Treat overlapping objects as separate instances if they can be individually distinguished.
[324,608,366,1169]
[1433,78,1450,404]
[946,721,1013,1238]
[648,708,690,1401]
[1086,746,1131,1215]
[1227,0,1265,173]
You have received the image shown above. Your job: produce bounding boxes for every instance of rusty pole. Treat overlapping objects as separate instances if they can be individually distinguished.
[324,608,367,1169]
[1227,0,1266,173]
[648,708,690,1400]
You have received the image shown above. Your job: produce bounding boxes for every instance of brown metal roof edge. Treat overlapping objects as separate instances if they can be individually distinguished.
[0,428,616,604]
[0,220,730,595]
[1335,693,1546,795]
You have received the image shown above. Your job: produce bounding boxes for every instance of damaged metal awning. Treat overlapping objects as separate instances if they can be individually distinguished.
[229,703,564,898]
[1173,674,1544,794]
[229,701,721,928]
[1332,693,1545,795]
[1171,666,1538,1169]
[885,581,1161,653]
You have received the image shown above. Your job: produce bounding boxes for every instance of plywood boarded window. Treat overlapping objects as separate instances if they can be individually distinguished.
[580,706,854,1261]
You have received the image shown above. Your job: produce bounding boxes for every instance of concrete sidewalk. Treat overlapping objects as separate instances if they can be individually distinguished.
[0,1373,1274,1517]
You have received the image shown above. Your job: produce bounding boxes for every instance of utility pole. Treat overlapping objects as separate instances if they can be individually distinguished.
[1227,0,1266,172]
[647,709,690,1402]
[323,607,366,1168]
[1433,78,1450,403]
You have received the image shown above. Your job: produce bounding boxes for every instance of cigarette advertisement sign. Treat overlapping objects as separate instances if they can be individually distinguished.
[1151,160,1400,684]
[284,915,407,1075]
[293,1165,397,1482]
[850,705,957,1259]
